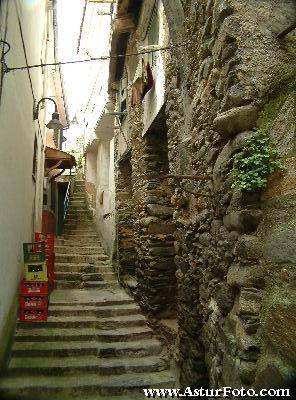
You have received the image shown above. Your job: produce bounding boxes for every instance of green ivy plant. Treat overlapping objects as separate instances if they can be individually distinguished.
[231,129,284,192]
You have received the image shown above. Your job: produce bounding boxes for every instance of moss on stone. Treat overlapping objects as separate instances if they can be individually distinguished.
[259,74,296,132]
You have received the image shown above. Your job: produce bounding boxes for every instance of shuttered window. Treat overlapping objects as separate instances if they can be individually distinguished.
[119,73,128,122]
[147,3,159,67]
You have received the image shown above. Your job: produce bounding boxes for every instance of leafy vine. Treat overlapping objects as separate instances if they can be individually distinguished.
[231,129,284,192]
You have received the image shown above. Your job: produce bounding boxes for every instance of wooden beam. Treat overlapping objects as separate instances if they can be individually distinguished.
[46,160,63,175]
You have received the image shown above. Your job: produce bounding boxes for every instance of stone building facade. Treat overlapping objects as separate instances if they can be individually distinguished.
[108,0,296,390]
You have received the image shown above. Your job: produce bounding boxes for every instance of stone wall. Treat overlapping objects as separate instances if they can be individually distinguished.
[164,0,296,389]
[116,155,137,275]
[112,0,296,390]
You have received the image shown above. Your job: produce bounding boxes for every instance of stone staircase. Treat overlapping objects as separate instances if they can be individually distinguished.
[0,181,176,400]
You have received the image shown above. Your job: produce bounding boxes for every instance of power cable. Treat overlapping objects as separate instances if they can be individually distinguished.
[77,0,88,54]
[4,40,190,73]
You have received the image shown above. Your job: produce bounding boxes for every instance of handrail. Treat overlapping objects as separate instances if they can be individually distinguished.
[62,180,71,234]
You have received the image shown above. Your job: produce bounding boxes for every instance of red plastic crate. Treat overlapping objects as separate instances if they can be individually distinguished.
[20,307,47,322]
[20,295,48,309]
[35,233,54,253]
[20,280,48,296]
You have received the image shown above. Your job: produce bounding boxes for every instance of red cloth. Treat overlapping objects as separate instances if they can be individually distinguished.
[131,59,154,107]
[142,61,154,100]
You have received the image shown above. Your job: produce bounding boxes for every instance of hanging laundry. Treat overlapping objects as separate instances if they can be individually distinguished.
[131,78,144,106]
[131,59,154,107]
[142,61,154,99]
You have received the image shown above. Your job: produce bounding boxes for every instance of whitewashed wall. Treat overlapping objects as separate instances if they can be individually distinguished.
[0,0,52,367]
[85,138,116,260]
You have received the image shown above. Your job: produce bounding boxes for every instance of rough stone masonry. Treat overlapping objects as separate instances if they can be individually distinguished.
[113,0,296,390]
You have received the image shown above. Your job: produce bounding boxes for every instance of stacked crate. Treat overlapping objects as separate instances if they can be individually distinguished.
[35,233,55,290]
[20,242,48,322]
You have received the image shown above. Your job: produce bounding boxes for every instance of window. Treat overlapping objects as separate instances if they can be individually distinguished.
[119,73,128,121]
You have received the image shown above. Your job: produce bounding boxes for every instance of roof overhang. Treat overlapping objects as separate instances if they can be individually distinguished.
[95,103,116,141]
[45,147,76,170]
[108,0,143,92]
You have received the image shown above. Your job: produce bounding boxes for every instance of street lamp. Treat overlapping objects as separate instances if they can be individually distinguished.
[33,97,64,130]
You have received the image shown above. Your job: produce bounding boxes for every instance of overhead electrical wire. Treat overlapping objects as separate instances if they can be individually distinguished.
[3,40,190,73]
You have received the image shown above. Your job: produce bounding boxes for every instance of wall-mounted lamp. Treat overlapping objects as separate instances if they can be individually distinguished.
[33,97,64,130]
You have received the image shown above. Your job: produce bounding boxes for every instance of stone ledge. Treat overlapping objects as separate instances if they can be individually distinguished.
[213,104,259,138]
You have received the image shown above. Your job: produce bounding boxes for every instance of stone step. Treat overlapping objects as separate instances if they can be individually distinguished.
[48,303,140,317]
[64,230,98,236]
[12,338,161,359]
[14,326,153,343]
[67,208,88,212]
[0,392,145,400]
[55,234,96,241]
[55,246,104,255]
[49,297,134,308]
[69,197,85,202]
[68,204,87,208]
[65,218,91,224]
[17,315,147,329]
[63,229,96,236]
[64,225,93,230]
[54,263,109,273]
[65,217,91,222]
[66,215,89,220]
[65,219,93,225]
[63,233,96,239]
[63,234,99,241]
[0,371,176,397]
[54,280,110,290]
[96,326,154,342]
[55,253,109,263]
[54,239,94,247]
[83,281,119,289]
[67,208,90,214]
[66,212,90,217]
[97,338,162,357]
[54,272,105,282]
[68,208,88,212]
[12,341,98,357]
[55,270,116,283]
[8,355,166,376]
[15,328,96,342]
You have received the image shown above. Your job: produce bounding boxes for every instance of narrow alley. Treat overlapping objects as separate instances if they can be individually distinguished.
[0,0,296,399]
[0,181,176,399]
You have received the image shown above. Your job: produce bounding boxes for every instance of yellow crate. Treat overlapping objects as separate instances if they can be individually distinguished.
[24,262,48,281]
